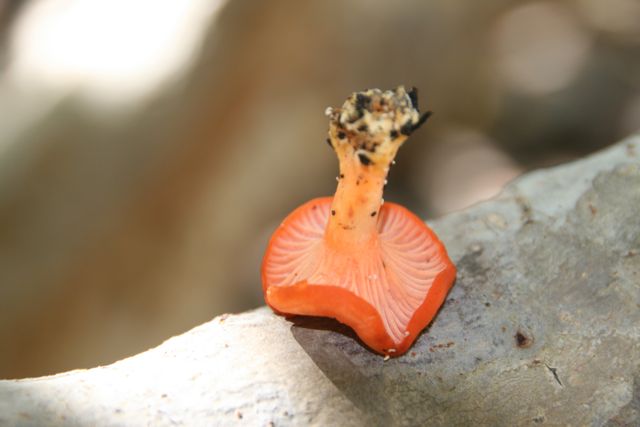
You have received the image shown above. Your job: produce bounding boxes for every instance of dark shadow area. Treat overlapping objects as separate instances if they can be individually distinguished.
[289,315,372,353]
[290,316,391,425]
[289,311,444,426]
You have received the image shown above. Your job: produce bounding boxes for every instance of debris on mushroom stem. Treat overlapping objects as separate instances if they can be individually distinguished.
[325,86,431,167]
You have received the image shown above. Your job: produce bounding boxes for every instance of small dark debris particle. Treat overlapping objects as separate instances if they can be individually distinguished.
[357,124,368,132]
[533,416,545,424]
[501,326,507,333]
[390,129,399,139]
[408,87,419,109]
[371,211,377,217]
[161,393,168,398]
[400,121,414,136]
[355,93,371,111]
[411,351,417,357]
[358,153,373,166]
[515,330,533,348]
[337,131,346,139]
[484,302,491,307]
[517,196,532,215]
[331,210,336,216]
[236,411,243,419]
[339,173,344,179]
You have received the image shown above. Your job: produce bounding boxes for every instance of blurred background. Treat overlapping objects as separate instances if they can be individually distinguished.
[0,0,639,379]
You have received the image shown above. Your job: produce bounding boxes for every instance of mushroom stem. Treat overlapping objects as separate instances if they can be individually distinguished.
[324,86,426,249]
[325,146,389,248]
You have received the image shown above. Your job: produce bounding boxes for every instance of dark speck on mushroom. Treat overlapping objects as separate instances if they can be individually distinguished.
[355,93,371,111]
[358,153,373,166]
[408,87,419,109]
[400,121,414,136]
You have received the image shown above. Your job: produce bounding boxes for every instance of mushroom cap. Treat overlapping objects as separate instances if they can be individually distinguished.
[262,197,456,356]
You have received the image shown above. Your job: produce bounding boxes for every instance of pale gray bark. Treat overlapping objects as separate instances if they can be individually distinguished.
[1,137,639,426]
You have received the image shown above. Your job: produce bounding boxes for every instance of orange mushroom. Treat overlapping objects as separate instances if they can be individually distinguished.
[262,87,456,357]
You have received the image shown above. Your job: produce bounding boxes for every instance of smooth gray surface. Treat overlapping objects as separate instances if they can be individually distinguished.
[1,137,639,426]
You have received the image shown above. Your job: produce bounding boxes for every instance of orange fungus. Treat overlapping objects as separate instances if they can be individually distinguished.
[261,87,456,357]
